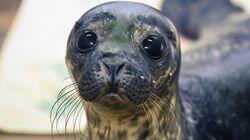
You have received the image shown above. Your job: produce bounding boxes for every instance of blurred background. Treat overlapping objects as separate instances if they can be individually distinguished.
[0,0,249,139]
[0,0,163,139]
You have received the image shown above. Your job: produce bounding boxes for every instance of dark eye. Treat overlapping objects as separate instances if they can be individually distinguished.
[76,30,98,53]
[141,35,164,60]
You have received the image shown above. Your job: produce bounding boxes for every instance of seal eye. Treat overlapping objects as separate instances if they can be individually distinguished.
[141,35,164,60]
[76,30,98,53]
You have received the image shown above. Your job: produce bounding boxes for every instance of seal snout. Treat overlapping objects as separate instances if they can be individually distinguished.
[77,52,153,107]
[101,56,126,86]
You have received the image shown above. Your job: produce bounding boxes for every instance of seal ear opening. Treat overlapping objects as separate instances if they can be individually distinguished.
[167,30,178,47]
[75,21,82,29]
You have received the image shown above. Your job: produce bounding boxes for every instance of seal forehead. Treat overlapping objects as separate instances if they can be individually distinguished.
[78,2,175,31]
[96,1,161,16]
[85,1,161,17]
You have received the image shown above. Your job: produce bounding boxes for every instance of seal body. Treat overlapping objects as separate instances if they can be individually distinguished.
[65,1,181,140]
[52,1,250,140]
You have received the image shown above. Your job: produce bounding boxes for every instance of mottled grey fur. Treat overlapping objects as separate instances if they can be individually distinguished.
[51,1,250,140]
[163,0,250,139]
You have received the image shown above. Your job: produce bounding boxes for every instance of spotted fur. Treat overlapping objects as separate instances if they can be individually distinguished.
[51,1,250,140]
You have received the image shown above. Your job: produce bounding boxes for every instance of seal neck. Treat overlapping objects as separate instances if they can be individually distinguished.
[83,91,179,140]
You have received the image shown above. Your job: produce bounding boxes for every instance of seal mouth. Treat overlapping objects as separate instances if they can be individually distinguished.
[97,82,131,103]
[93,87,134,111]
[102,92,122,100]
[102,92,123,100]
[98,89,130,104]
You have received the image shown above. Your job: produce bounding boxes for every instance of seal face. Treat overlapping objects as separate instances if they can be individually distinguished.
[66,2,180,113]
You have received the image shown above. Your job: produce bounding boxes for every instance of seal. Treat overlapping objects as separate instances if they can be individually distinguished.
[59,1,181,140]
[51,1,250,140]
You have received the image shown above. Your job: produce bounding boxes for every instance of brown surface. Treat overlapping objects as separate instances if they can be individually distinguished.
[0,133,78,140]
[0,0,21,47]
[0,134,64,140]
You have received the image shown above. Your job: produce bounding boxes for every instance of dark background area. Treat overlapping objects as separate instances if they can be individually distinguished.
[0,0,21,48]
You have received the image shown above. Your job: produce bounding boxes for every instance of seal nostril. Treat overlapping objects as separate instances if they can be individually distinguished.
[102,60,125,76]
[117,63,125,75]
[103,62,111,75]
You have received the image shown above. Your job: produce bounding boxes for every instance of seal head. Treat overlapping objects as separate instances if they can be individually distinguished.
[66,2,181,112]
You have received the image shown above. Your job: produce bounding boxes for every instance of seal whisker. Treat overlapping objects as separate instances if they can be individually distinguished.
[161,96,179,127]
[78,104,86,138]
[59,77,75,90]
[66,103,81,140]
[52,89,78,124]
[52,94,79,135]
[137,105,143,131]
[64,98,82,139]
[152,94,179,136]
[144,100,154,125]
[61,76,74,83]
[51,91,77,126]
[56,95,80,131]
[55,96,79,137]
[57,84,77,101]
[148,98,161,134]
[55,90,78,113]
[72,100,84,140]
[150,94,171,135]
[141,103,150,123]
[50,91,78,137]
[51,87,77,116]
[151,94,176,120]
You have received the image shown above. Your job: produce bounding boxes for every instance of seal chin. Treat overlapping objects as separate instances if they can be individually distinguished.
[93,91,133,111]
